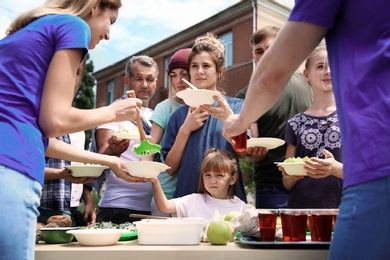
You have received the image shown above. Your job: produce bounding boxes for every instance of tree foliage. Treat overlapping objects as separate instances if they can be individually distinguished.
[72,54,95,149]
[239,157,255,195]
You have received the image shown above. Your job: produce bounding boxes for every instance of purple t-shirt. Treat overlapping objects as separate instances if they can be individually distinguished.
[0,14,89,185]
[289,0,390,188]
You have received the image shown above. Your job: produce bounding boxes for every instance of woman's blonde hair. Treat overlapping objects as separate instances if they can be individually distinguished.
[304,43,327,70]
[198,148,238,198]
[6,0,122,35]
[189,32,227,94]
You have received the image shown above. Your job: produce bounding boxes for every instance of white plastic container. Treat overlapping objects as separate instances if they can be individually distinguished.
[134,218,205,245]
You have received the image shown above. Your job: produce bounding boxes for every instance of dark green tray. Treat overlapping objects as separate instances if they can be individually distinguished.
[235,236,330,249]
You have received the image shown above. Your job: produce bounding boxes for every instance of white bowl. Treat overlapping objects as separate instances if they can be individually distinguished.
[66,165,109,178]
[122,161,170,178]
[247,137,285,150]
[66,229,127,246]
[277,162,307,176]
[176,89,221,107]
[134,218,205,245]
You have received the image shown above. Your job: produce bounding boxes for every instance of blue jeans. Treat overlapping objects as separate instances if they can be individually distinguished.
[329,176,390,260]
[255,187,290,209]
[0,164,41,260]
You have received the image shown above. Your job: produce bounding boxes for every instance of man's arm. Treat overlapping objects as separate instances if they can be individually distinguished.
[223,22,328,139]
[82,186,96,226]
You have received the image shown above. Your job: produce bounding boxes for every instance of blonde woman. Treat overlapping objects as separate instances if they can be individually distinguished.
[146,48,191,216]
[0,1,143,259]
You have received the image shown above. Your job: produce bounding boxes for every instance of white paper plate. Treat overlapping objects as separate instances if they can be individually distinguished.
[277,162,307,176]
[247,138,285,150]
[66,165,109,178]
[122,161,170,178]
[114,133,152,140]
[176,89,221,107]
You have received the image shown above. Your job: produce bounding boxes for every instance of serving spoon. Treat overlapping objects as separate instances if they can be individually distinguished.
[126,90,161,156]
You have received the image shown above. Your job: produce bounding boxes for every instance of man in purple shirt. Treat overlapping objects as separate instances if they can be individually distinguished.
[222,1,390,259]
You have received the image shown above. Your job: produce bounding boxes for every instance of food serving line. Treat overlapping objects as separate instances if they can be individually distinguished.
[35,207,336,259]
[35,240,329,260]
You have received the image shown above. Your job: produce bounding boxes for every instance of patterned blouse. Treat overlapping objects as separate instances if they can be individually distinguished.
[284,111,343,208]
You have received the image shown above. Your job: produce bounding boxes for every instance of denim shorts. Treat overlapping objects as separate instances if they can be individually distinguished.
[0,164,42,260]
[329,176,390,260]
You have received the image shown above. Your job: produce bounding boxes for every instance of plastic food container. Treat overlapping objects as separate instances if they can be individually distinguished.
[134,218,205,245]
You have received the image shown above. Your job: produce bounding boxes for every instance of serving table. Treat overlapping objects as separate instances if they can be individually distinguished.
[35,239,329,260]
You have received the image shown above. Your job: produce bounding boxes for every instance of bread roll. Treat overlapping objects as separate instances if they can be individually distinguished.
[46,215,72,227]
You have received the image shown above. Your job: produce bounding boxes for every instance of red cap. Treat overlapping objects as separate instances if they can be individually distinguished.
[168,48,191,73]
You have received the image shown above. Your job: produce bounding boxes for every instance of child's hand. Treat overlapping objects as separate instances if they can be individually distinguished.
[305,149,342,179]
[147,177,159,184]
[279,165,304,190]
[279,165,304,181]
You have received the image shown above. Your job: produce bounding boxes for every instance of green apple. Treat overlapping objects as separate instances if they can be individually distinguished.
[207,221,232,245]
[224,211,243,221]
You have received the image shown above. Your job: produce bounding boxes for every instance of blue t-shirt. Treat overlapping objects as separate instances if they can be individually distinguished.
[0,14,90,185]
[161,96,247,203]
[289,0,390,188]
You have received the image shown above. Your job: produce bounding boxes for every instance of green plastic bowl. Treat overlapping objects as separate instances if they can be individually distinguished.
[39,227,78,244]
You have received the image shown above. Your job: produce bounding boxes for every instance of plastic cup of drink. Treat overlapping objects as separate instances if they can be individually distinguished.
[308,209,339,242]
[258,209,278,242]
[279,209,308,242]
[232,132,247,152]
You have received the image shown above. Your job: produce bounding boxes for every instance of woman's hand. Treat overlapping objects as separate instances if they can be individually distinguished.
[109,97,143,122]
[102,156,145,183]
[200,95,233,121]
[180,107,209,135]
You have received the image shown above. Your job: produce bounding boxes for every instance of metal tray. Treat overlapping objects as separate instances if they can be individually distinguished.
[235,236,330,249]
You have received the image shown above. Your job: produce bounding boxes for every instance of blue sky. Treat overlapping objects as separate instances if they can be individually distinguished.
[0,0,293,72]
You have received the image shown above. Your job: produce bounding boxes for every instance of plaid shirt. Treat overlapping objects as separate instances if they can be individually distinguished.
[40,135,72,211]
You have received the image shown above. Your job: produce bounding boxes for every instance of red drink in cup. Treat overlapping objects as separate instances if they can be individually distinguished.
[309,214,333,242]
[309,209,339,242]
[258,210,278,242]
[280,209,308,242]
[232,132,247,152]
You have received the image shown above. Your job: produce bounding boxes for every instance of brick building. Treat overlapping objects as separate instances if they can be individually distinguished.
[93,0,291,109]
